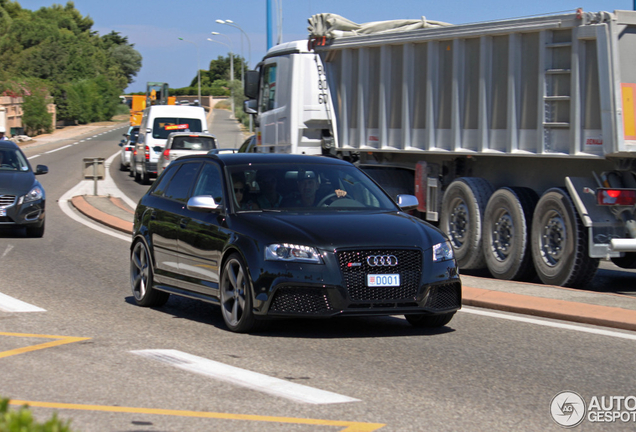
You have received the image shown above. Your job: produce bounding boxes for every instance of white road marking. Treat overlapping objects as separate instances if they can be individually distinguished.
[460,307,636,341]
[44,144,72,154]
[27,155,40,160]
[0,292,46,312]
[131,349,361,405]
[58,152,134,242]
[1,245,13,258]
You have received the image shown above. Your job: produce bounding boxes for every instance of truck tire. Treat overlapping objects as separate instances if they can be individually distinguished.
[440,178,494,270]
[482,187,538,281]
[611,253,636,269]
[531,188,599,287]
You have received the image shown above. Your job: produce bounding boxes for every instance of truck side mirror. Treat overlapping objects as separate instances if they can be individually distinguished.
[244,99,257,115]
[244,70,260,99]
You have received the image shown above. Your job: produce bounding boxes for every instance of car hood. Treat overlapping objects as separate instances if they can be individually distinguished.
[234,211,447,251]
[0,171,37,196]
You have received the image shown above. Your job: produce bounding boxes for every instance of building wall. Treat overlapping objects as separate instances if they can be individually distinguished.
[0,96,56,137]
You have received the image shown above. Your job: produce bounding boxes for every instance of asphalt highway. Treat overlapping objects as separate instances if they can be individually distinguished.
[0,115,635,431]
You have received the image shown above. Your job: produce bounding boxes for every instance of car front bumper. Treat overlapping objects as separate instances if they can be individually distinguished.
[0,198,45,227]
[250,247,461,318]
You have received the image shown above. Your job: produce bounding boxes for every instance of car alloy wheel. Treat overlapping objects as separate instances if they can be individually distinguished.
[220,253,258,333]
[130,240,169,307]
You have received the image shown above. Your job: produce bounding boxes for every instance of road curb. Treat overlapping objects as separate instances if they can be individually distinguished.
[463,286,636,332]
[70,196,133,234]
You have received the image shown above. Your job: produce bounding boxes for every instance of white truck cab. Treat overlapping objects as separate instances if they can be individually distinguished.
[246,40,334,155]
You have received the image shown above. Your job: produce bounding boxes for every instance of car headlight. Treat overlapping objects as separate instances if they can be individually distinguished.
[432,241,454,262]
[265,244,323,264]
[22,186,43,204]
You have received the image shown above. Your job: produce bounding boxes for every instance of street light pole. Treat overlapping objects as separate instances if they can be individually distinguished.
[207,35,234,117]
[178,37,201,105]
[216,19,252,86]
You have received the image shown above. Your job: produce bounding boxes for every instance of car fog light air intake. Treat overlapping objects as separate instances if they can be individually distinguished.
[265,244,323,264]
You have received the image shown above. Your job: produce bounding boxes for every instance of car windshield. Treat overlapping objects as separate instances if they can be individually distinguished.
[171,136,216,150]
[0,148,29,172]
[228,162,397,212]
[153,118,203,139]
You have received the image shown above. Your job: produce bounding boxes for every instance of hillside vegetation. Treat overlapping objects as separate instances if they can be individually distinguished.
[0,0,141,133]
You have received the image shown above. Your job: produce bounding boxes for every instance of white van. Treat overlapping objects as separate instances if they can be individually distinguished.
[133,105,209,184]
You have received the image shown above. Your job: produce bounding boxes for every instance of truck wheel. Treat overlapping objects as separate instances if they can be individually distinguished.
[611,253,636,269]
[483,187,538,281]
[531,188,599,287]
[440,178,494,269]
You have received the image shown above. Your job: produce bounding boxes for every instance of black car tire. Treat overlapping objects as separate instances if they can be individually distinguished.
[220,253,260,333]
[25,220,45,238]
[119,159,127,171]
[141,167,150,185]
[130,240,169,307]
[405,312,455,328]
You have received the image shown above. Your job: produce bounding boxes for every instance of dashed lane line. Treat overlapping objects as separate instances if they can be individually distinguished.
[132,349,361,405]
[0,332,90,359]
[7,399,385,431]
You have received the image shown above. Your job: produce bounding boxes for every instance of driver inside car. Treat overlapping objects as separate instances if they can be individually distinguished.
[282,171,347,207]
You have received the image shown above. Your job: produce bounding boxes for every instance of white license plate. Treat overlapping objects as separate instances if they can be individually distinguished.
[0,209,5,217]
[367,274,400,287]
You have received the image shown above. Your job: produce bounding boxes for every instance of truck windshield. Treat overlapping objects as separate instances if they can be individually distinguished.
[153,118,203,139]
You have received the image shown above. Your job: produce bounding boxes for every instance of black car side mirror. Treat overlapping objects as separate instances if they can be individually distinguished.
[35,165,48,175]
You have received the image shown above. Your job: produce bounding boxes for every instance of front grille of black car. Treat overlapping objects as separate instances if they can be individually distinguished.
[424,282,461,310]
[269,287,333,314]
[337,249,422,301]
[0,195,16,208]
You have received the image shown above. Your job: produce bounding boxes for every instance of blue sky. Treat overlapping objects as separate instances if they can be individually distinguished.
[16,0,634,93]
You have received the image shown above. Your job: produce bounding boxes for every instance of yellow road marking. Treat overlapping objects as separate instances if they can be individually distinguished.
[9,399,385,431]
[0,332,91,359]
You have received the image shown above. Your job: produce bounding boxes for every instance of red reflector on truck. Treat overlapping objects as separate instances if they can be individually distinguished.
[597,188,636,205]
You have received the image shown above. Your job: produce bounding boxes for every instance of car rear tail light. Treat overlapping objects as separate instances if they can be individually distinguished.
[163,149,170,160]
[145,145,150,160]
[597,188,636,206]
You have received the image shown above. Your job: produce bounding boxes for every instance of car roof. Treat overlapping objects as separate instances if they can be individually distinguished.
[168,131,216,138]
[175,152,353,167]
[0,140,20,150]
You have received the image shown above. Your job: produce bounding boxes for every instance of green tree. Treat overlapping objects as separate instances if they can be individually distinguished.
[22,88,52,135]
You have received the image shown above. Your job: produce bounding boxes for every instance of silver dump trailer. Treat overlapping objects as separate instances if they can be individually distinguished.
[244,10,636,288]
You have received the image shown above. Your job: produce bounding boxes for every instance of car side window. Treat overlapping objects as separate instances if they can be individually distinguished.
[163,162,202,202]
[151,164,178,196]
[192,163,224,205]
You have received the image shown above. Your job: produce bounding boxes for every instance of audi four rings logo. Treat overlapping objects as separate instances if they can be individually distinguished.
[367,255,398,266]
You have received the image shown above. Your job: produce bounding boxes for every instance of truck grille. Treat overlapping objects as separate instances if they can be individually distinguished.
[424,282,461,310]
[0,195,16,208]
[337,249,422,301]
[269,287,333,313]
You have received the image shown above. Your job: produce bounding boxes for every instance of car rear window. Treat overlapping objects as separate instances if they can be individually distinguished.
[153,118,203,139]
[170,136,216,150]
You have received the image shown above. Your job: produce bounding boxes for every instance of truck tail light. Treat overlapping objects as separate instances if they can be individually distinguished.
[414,161,427,212]
[163,149,170,160]
[597,188,636,206]
[145,145,150,160]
